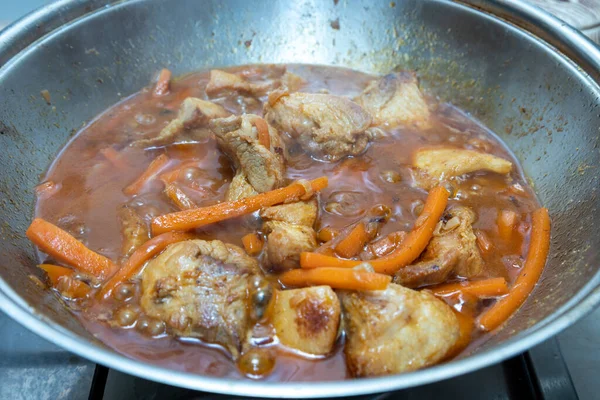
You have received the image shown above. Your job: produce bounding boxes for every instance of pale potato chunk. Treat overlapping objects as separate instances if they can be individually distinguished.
[270,286,341,355]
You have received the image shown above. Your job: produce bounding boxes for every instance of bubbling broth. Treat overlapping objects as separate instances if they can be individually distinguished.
[30,64,547,381]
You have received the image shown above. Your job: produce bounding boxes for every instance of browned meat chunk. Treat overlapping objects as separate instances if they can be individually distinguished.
[394,206,484,288]
[226,172,259,201]
[260,200,318,227]
[140,239,261,359]
[134,97,229,147]
[261,199,318,271]
[340,283,459,377]
[269,286,340,355]
[209,114,285,200]
[355,72,431,128]
[413,147,513,189]
[264,92,372,161]
[117,205,149,258]
[206,69,304,98]
[263,221,317,272]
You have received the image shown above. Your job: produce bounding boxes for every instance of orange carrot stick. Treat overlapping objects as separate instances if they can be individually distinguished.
[39,264,90,299]
[279,267,391,291]
[154,68,172,97]
[242,233,263,256]
[334,222,369,258]
[164,183,197,210]
[152,177,328,235]
[427,277,509,298]
[159,160,198,184]
[254,117,270,149]
[445,310,474,359]
[123,154,170,196]
[474,230,492,254]
[498,209,518,243]
[26,219,115,280]
[317,226,339,243]
[99,231,195,299]
[366,231,407,258]
[479,208,551,331]
[300,186,449,274]
[100,147,128,169]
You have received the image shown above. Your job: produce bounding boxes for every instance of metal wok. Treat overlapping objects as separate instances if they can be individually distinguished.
[0,0,599,397]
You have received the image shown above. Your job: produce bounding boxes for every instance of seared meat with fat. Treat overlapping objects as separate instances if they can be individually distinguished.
[355,72,431,128]
[394,206,484,288]
[269,286,340,355]
[261,199,318,271]
[264,92,372,161]
[134,97,229,147]
[413,147,513,189]
[340,283,459,377]
[206,69,304,98]
[140,239,261,359]
[210,114,285,200]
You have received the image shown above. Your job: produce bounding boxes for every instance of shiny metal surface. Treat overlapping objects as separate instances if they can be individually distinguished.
[0,0,598,397]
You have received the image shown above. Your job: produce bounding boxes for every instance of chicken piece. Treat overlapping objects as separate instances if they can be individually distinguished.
[355,72,431,128]
[340,283,459,377]
[117,205,149,258]
[260,199,318,271]
[206,69,275,97]
[210,114,285,200]
[226,172,259,201]
[262,221,317,272]
[413,148,513,189]
[269,286,341,355]
[206,69,304,98]
[264,92,372,161]
[280,71,306,92]
[260,200,318,227]
[394,206,484,288]
[140,239,261,359]
[133,97,229,147]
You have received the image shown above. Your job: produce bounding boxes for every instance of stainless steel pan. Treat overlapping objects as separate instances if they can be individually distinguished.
[0,0,599,397]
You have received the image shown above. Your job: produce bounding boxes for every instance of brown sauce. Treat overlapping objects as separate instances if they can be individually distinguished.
[33,64,539,381]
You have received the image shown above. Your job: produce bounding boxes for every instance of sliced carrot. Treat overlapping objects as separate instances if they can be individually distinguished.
[100,147,128,169]
[317,226,339,243]
[334,222,369,258]
[497,209,518,243]
[300,186,449,274]
[242,233,263,256]
[366,231,407,258]
[153,68,172,97]
[254,117,270,149]
[164,183,197,210]
[427,277,509,298]
[99,231,195,299]
[445,310,474,359]
[479,208,551,331]
[159,160,201,184]
[152,177,328,235]
[26,219,115,280]
[39,264,91,299]
[279,267,391,291]
[124,154,170,196]
[474,230,492,254]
